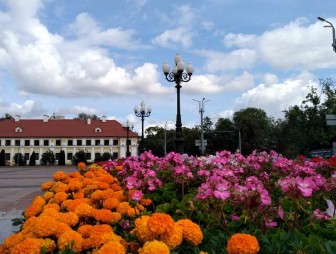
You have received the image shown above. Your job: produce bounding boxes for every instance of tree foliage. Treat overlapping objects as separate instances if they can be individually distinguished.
[29,152,36,166]
[0,149,6,166]
[41,150,56,165]
[58,150,66,166]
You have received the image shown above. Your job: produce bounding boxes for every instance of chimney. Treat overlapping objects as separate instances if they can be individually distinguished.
[87,118,91,125]
[43,115,49,122]
[14,115,20,122]
[102,116,106,123]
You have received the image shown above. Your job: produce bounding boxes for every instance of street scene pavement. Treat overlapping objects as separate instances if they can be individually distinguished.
[0,165,77,243]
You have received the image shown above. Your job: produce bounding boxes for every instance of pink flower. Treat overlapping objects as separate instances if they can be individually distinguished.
[278,205,284,220]
[213,182,231,200]
[297,177,313,197]
[131,190,144,201]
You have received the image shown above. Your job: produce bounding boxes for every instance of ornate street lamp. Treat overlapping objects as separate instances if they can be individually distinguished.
[318,17,336,52]
[123,120,134,157]
[134,101,151,154]
[193,98,210,155]
[162,54,193,154]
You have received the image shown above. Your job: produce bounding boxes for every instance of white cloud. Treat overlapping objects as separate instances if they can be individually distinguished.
[0,99,46,117]
[234,78,316,119]
[221,18,336,71]
[152,27,193,48]
[56,105,98,116]
[182,71,254,94]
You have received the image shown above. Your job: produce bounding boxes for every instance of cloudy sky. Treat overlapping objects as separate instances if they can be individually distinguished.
[0,0,336,133]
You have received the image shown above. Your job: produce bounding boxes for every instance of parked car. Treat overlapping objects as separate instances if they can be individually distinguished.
[306,149,333,161]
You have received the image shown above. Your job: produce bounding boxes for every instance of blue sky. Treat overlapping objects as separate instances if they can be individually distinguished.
[0,0,336,134]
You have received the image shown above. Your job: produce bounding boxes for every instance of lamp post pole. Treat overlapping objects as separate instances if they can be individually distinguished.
[318,17,336,52]
[134,101,151,154]
[162,54,193,154]
[193,98,210,155]
[124,120,134,157]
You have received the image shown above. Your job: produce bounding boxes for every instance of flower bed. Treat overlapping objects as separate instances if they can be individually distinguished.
[1,150,336,253]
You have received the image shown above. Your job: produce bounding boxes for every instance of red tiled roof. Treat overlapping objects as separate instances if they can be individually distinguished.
[0,119,139,138]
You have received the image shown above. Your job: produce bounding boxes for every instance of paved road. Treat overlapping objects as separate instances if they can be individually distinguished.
[0,165,77,244]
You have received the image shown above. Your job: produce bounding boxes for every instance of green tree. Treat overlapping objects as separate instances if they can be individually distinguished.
[210,118,236,154]
[102,152,112,161]
[233,108,273,155]
[0,149,6,166]
[13,153,26,166]
[94,153,103,162]
[73,150,87,165]
[29,152,36,166]
[74,113,100,120]
[41,150,56,165]
[58,150,65,166]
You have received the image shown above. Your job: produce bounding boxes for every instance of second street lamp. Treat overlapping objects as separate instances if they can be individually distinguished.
[134,101,151,154]
[123,120,134,157]
[162,54,193,154]
[318,17,336,52]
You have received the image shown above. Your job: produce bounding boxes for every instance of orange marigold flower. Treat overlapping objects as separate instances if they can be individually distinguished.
[77,225,93,238]
[42,238,57,253]
[176,219,203,245]
[74,203,93,217]
[53,192,68,204]
[68,179,83,192]
[77,162,86,171]
[53,170,68,182]
[116,202,132,215]
[103,197,120,210]
[84,171,95,178]
[10,238,44,254]
[61,199,83,212]
[41,181,54,191]
[73,191,85,199]
[140,198,152,206]
[147,213,175,236]
[82,225,120,250]
[161,223,183,250]
[32,196,46,207]
[91,189,105,201]
[110,183,123,191]
[68,171,82,178]
[42,191,54,201]
[54,222,72,238]
[136,204,145,211]
[92,208,116,224]
[138,240,170,254]
[3,231,26,249]
[41,207,60,219]
[115,165,123,171]
[24,203,43,218]
[102,189,115,198]
[127,207,140,218]
[42,203,60,212]
[96,240,126,254]
[51,181,69,193]
[21,217,38,232]
[31,217,59,237]
[133,215,156,243]
[57,212,79,227]
[58,230,83,253]
[94,181,109,190]
[226,233,260,254]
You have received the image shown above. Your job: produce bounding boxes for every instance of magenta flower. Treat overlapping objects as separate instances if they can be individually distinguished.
[213,182,231,200]
[131,190,144,201]
[297,177,313,197]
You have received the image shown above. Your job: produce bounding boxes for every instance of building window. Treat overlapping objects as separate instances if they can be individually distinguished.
[112,152,118,160]
[5,153,10,160]
[95,153,101,160]
[85,152,91,160]
[127,140,131,146]
[56,140,61,146]
[34,140,40,146]
[95,140,101,146]
[77,140,82,146]
[104,140,109,146]
[15,140,20,146]
[35,153,39,160]
[24,140,30,146]
[113,140,119,146]
[67,153,73,160]
[86,140,91,146]
[24,153,29,161]
[5,140,11,146]
[0,140,1,146]
[95,127,101,132]
[68,140,73,146]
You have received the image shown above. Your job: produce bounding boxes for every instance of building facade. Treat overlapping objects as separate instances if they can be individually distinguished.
[0,115,139,165]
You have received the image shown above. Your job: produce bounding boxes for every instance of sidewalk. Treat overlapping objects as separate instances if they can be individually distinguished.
[0,166,76,243]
